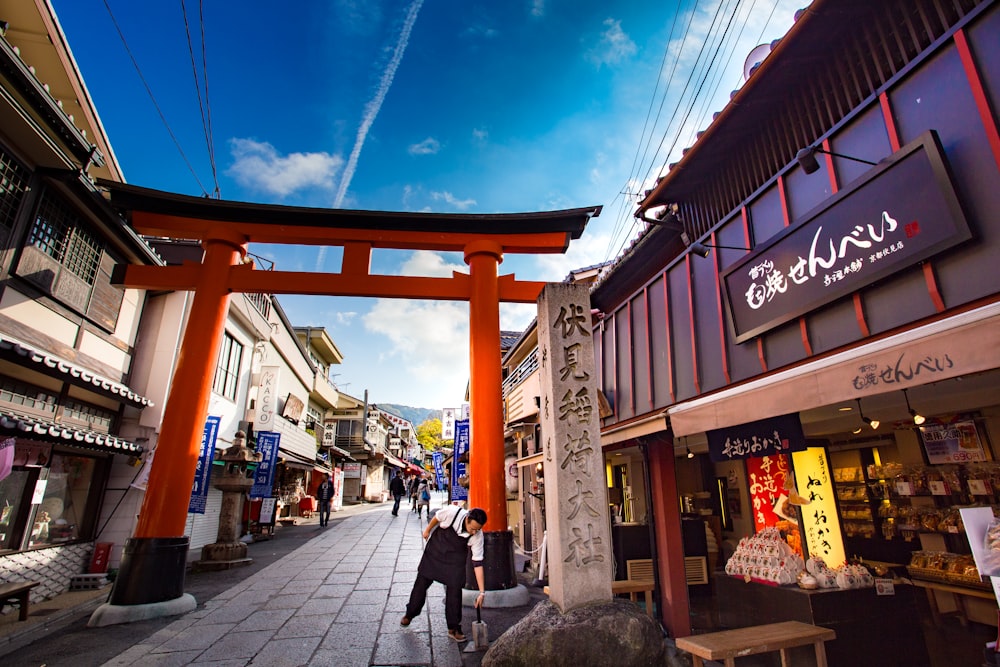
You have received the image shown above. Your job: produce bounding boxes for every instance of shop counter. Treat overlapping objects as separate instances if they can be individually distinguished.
[715,575,930,666]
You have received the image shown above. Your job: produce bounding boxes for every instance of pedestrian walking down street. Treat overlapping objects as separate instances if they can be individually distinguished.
[316,473,335,527]
[416,478,430,519]
[401,505,488,643]
[389,470,406,516]
[409,475,420,513]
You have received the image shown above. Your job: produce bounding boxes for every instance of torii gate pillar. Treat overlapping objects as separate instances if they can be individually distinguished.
[465,241,516,589]
[98,231,245,615]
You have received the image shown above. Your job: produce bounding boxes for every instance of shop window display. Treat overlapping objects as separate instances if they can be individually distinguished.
[29,454,97,547]
[0,444,103,553]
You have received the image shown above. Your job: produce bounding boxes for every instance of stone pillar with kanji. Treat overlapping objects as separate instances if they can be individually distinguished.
[536,283,613,612]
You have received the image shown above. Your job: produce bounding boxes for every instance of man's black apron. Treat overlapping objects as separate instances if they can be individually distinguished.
[418,509,471,588]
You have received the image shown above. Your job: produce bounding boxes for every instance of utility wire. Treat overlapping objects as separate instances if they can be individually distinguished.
[99,0,209,196]
[181,0,220,198]
[649,0,745,187]
[602,3,686,265]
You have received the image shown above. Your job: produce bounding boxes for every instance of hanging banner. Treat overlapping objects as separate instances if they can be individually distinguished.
[746,453,803,557]
[706,413,805,462]
[791,447,846,567]
[256,366,280,431]
[433,450,445,489]
[250,431,281,499]
[451,419,469,502]
[442,408,456,441]
[0,437,15,482]
[188,415,222,514]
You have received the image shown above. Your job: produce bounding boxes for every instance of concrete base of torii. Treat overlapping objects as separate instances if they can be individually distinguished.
[88,594,197,628]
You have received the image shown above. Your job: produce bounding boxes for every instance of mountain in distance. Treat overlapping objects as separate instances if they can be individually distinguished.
[378,404,442,427]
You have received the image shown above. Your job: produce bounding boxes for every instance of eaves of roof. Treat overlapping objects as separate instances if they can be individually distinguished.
[0,332,153,408]
[0,408,142,455]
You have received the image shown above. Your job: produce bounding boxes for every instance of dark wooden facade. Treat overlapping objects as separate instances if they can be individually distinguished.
[591,0,1000,637]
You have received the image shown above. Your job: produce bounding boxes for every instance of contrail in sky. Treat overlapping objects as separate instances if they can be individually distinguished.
[334,0,423,211]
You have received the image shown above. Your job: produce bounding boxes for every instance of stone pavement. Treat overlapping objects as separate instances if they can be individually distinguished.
[98,492,535,667]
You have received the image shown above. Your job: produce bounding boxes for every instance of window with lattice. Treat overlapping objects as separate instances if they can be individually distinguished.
[28,195,101,285]
[212,332,244,401]
[0,148,29,234]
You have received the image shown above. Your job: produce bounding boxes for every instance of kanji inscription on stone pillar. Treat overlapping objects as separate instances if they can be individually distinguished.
[537,283,613,613]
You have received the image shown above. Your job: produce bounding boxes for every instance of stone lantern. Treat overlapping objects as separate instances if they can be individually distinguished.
[194,430,261,571]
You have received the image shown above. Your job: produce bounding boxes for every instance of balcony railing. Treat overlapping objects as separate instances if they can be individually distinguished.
[502,348,538,398]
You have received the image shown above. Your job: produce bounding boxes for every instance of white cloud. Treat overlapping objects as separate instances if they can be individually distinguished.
[530,0,545,18]
[227,139,342,197]
[336,311,358,326]
[500,302,537,332]
[587,18,636,67]
[430,191,477,211]
[472,128,489,144]
[408,137,441,155]
[400,250,467,277]
[532,227,612,282]
[362,298,470,394]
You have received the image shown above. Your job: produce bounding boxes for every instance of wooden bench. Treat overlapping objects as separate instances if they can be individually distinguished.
[0,580,40,621]
[611,578,655,617]
[675,620,836,667]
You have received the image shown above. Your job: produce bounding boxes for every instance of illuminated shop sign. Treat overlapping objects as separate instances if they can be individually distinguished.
[706,412,805,462]
[722,131,972,343]
[791,447,846,567]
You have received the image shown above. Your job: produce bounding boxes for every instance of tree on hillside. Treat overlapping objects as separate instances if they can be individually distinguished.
[417,418,451,451]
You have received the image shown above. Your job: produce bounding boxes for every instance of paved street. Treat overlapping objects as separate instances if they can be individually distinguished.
[90,494,529,667]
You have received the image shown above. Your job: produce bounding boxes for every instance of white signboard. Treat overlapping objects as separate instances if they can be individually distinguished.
[257,366,280,430]
[442,408,456,440]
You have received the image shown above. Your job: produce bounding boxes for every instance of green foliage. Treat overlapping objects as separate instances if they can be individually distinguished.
[416,418,450,450]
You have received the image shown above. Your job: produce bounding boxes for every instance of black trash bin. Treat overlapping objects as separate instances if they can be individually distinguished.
[109,537,189,606]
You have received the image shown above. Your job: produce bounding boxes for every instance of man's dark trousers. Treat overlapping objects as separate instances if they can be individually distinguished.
[392,493,403,516]
[404,572,463,631]
[319,500,331,526]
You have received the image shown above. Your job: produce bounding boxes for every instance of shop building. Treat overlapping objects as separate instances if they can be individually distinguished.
[589,0,1000,660]
[0,5,159,597]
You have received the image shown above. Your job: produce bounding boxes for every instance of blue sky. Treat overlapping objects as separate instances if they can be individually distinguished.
[53,0,806,410]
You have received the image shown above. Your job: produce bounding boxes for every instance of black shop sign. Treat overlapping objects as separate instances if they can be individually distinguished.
[706,413,806,462]
[722,131,972,343]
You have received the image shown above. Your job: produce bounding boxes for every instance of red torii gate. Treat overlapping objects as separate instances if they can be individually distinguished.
[103,182,600,606]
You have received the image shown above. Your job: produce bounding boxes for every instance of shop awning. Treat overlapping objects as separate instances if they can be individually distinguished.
[407,462,426,475]
[0,408,143,455]
[327,444,354,460]
[384,453,408,469]
[279,447,331,473]
[668,302,1000,437]
[0,332,153,408]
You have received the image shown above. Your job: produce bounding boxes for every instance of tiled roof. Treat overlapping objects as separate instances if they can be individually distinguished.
[0,408,142,454]
[0,333,152,408]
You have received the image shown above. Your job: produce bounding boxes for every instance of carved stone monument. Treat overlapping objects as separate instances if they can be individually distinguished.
[536,283,613,611]
[193,430,261,571]
[483,283,664,666]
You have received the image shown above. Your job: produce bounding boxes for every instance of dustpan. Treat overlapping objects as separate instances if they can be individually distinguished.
[465,605,489,652]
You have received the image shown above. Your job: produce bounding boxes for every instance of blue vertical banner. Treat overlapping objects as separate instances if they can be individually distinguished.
[451,419,469,502]
[250,431,282,499]
[432,450,445,489]
[188,415,221,514]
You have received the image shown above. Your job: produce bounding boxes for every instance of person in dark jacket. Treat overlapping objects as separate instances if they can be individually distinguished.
[316,473,335,527]
[400,506,487,642]
[389,471,406,516]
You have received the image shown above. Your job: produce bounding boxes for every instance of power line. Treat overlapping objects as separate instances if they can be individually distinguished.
[181,0,220,198]
[99,0,209,196]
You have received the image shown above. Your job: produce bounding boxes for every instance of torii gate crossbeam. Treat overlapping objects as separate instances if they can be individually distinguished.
[101,182,599,609]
